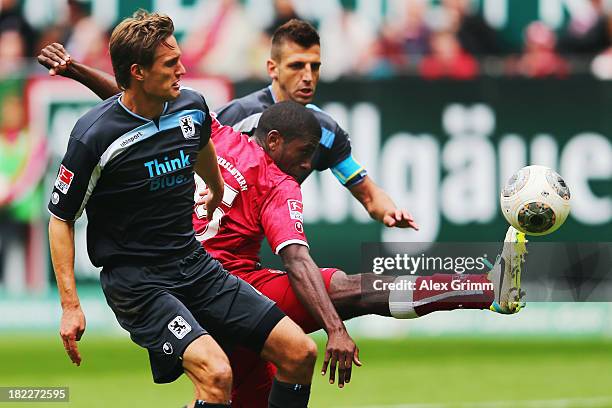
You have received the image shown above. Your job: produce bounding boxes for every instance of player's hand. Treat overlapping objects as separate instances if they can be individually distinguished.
[196,187,223,218]
[321,330,361,388]
[59,306,86,366]
[37,43,72,76]
[383,208,419,230]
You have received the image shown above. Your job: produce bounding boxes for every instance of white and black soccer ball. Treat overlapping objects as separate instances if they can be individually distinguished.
[500,165,571,236]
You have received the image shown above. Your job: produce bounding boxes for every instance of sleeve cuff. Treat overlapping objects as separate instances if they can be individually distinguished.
[48,205,74,222]
[275,239,309,254]
[331,155,367,186]
[344,171,367,188]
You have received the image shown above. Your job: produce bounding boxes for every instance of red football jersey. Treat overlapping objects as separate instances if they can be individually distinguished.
[192,116,308,274]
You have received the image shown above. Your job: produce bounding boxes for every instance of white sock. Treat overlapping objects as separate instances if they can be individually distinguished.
[388,276,419,319]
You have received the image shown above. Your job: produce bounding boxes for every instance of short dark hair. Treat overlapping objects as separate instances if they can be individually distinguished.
[255,101,321,144]
[271,19,320,61]
[109,10,175,90]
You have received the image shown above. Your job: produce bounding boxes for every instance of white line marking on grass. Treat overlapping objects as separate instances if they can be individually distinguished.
[348,396,612,408]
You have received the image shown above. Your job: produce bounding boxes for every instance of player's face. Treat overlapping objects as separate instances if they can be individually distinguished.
[140,35,186,101]
[269,134,318,181]
[271,41,321,105]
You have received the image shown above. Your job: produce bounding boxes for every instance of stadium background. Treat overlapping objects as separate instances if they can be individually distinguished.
[0,0,611,407]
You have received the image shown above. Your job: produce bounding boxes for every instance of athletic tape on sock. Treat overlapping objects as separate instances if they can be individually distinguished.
[388,276,419,319]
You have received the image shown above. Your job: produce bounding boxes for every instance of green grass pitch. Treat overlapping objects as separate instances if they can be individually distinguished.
[1,335,611,407]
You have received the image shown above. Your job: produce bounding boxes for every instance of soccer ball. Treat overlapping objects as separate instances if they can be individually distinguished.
[500,165,571,236]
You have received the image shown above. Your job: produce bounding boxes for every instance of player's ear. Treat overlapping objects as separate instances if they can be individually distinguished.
[267,59,279,81]
[266,130,282,151]
[130,64,145,82]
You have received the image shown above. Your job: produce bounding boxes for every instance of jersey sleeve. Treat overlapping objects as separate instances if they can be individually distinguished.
[260,180,309,254]
[326,124,367,187]
[196,92,212,150]
[215,100,246,127]
[216,101,260,136]
[48,137,100,221]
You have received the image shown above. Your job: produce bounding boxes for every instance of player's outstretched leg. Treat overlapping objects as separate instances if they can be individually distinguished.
[260,316,317,408]
[329,226,527,319]
[330,271,496,319]
[182,335,233,407]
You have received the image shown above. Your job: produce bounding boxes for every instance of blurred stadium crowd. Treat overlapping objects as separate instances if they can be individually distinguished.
[3,0,612,81]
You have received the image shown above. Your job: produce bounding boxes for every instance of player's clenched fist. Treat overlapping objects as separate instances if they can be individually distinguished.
[37,43,72,76]
[321,330,362,388]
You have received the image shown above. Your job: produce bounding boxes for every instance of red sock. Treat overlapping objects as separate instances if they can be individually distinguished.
[412,274,494,317]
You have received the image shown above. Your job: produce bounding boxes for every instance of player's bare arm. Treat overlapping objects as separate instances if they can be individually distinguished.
[37,43,120,99]
[48,216,86,366]
[194,139,224,217]
[349,176,419,230]
[279,244,361,388]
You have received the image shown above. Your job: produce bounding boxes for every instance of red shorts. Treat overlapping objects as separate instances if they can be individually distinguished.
[235,267,338,333]
[229,267,339,408]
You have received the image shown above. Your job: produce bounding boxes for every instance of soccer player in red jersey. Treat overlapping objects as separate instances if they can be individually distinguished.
[194,104,525,408]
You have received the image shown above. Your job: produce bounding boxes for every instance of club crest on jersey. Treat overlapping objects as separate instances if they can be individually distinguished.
[55,164,74,194]
[179,115,196,139]
[287,199,303,222]
[168,316,192,339]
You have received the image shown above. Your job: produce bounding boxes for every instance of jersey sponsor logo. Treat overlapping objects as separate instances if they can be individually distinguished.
[51,192,60,205]
[144,150,191,177]
[295,221,304,234]
[144,150,192,191]
[162,342,173,355]
[287,199,303,222]
[168,316,192,339]
[120,131,143,148]
[55,164,74,194]
[180,115,196,139]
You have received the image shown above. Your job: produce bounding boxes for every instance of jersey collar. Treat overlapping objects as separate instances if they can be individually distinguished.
[267,85,278,103]
[117,93,169,121]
